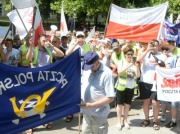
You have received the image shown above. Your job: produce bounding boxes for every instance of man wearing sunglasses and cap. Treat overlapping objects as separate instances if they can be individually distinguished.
[80,51,115,134]
[66,31,91,56]
[166,36,180,57]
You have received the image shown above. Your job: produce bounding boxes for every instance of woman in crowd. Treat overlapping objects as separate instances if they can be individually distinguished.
[115,48,140,130]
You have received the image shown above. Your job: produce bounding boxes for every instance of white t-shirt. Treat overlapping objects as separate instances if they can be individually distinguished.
[140,52,167,84]
[117,60,136,89]
[3,48,20,66]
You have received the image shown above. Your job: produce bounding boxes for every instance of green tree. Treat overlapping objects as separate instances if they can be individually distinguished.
[150,0,180,21]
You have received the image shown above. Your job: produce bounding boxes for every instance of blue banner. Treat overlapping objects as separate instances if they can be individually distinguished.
[165,20,180,45]
[0,49,81,134]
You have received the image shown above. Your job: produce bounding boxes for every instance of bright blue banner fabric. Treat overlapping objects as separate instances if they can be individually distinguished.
[165,20,180,45]
[0,49,81,134]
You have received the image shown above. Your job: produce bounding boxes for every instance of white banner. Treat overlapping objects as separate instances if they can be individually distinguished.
[11,0,37,9]
[7,7,33,39]
[156,67,180,102]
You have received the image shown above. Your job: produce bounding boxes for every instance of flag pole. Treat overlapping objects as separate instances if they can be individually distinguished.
[78,112,81,134]
[15,8,28,34]
[32,6,37,30]
[104,3,112,37]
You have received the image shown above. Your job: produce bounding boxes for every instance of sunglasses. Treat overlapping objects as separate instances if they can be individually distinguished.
[77,36,84,38]
[14,38,20,41]
[162,48,169,51]
[167,41,174,44]
[126,53,133,56]
[52,41,57,43]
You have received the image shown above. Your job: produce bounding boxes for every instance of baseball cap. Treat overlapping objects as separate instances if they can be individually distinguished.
[82,51,99,71]
[166,36,175,42]
[76,31,85,37]
[112,42,120,49]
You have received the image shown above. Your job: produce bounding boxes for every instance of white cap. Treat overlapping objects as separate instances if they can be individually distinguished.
[76,31,85,37]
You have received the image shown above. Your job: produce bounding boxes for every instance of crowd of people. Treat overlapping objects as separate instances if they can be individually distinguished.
[0,28,179,134]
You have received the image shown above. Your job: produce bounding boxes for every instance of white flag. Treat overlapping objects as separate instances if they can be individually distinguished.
[86,26,95,43]
[7,7,33,39]
[11,0,37,9]
[60,5,68,35]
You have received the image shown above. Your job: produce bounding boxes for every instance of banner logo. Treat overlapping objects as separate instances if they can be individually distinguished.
[10,87,55,124]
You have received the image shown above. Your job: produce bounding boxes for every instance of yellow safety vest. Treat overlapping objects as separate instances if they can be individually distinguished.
[21,44,28,66]
[111,52,124,65]
[84,43,91,54]
[173,47,180,56]
[115,61,137,91]
[30,47,53,68]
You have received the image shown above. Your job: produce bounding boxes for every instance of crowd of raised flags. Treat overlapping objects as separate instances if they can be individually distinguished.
[0,0,180,133]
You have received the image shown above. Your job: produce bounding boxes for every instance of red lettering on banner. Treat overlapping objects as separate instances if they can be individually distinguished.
[161,78,180,89]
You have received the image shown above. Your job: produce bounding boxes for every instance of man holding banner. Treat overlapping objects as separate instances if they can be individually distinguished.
[80,51,115,134]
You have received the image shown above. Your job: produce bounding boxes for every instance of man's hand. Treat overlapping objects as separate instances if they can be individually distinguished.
[0,44,3,52]
[146,43,154,52]
[80,103,94,109]
[128,62,134,68]
[29,38,34,47]
[44,41,54,48]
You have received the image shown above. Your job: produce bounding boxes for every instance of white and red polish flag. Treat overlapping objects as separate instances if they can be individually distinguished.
[11,0,45,46]
[7,7,33,39]
[33,7,45,46]
[60,5,68,36]
[105,2,168,43]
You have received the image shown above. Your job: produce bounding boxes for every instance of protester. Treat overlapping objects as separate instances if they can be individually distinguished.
[98,39,112,68]
[66,31,91,73]
[66,31,90,56]
[19,32,33,68]
[3,37,20,66]
[121,40,136,55]
[13,34,22,49]
[0,43,5,62]
[51,36,62,62]
[115,48,140,130]
[167,36,180,56]
[110,41,125,78]
[95,31,102,40]
[80,51,115,134]
[26,34,64,67]
[137,39,167,130]
[163,46,180,128]
[60,35,69,54]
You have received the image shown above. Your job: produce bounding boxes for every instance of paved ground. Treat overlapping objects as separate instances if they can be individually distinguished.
[20,100,180,134]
